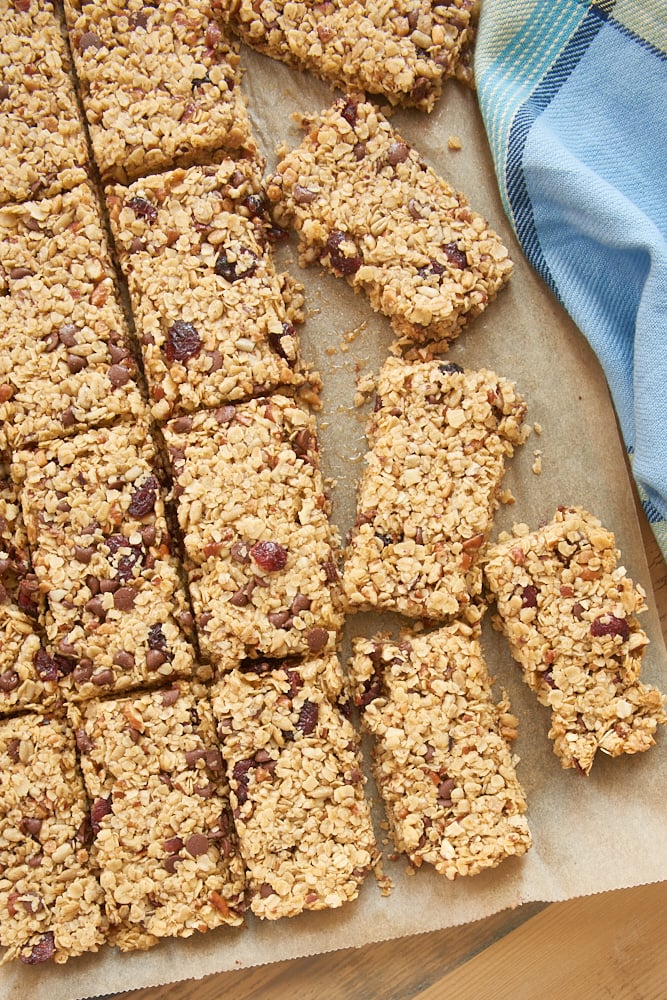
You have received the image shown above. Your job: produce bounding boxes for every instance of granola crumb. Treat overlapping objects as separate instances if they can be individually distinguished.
[532,451,543,475]
[448,135,463,151]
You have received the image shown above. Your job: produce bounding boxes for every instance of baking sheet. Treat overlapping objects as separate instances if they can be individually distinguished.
[4,46,667,1000]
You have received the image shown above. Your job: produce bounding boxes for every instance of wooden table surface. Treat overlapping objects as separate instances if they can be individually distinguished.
[108,504,667,1000]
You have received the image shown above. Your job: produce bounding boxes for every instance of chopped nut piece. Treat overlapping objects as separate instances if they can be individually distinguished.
[484,507,667,773]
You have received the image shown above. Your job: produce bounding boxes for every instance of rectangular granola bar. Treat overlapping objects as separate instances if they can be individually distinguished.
[483,507,667,773]
[210,665,377,918]
[349,623,532,879]
[12,421,198,700]
[0,0,88,206]
[0,182,146,450]
[219,0,476,111]
[266,95,513,354]
[0,713,106,965]
[163,397,344,664]
[343,357,528,620]
[106,161,309,422]
[0,456,57,714]
[69,684,245,950]
[63,0,256,183]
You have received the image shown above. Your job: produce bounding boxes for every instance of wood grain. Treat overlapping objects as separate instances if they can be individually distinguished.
[104,509,667,1000]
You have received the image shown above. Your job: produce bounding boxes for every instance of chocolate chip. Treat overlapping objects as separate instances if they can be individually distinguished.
[290,593,311,614]
[0,670,19,691]
[74,545,94,564]
[386,141,410,166]
[161,687,180,706]
[91,668,114,687]
[67,354,87,374]
[78,30,103,52]
[145,649,167,671]
[108,364,130,387]
[113,587,136,610]
[72,661,93,684]
[185,833,209,857]
[306,627,329,653]
[113,650,135,669]
[294,185,318,204]
[84,596,106,619]
[215,405,236,424]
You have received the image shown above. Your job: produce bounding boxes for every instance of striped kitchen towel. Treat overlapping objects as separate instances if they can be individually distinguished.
[475,0,667,560]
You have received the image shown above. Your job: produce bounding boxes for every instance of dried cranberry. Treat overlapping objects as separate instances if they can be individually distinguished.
[325,231,362,276]
[127,196,157,222]
[33,649,59,681]
[90,796,112,836]
[164,320,202,364]
[521,585,539,608]
[296,699,318,735]
[20,931,56,965]
[242,193,268,219]
[214,246,258,282]
[590,615,630,640]
[268,322,296,365]
[147,623,167,650]
[16,576,40,617]
[340,97,358,126]
[128,475,158,518]
[250,540,288,572]
[358,672,383,708]
[443,242,468,269]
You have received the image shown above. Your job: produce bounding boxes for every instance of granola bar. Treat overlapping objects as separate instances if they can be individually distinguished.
[483,507,667,773]
[63,0,256,183]
[0,0,88,206]
[0,182,145,450]
[163,398,344,664]
[349,623,532,879]
[0,713,106,965]
[69,684,245,950]
[266,95,512,353]
[219,0,476,111]
[343,358,528,620]
[106,161,307,422]
[12,421,198,700]
[210,665,377,918]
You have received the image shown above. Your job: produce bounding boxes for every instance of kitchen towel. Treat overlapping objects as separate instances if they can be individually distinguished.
[475,0,667,559]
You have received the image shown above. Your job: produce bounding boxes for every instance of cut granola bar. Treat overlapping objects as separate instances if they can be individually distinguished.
[219,0,477,111]
[210,664,377,918]
[483,507,667,773]
[0,713,106,965]
[266,95,512,353]
[343,357,528,620]
[106,161,307,421]
[12,421,198,699]
[0,0,88,206]
[69,684,245,950]
[350,623,532,879]
[63,0,256,182]
[163,398,344,664]
[0,182,145,450]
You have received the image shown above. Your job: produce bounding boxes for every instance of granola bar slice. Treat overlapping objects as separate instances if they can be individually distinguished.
[0,0,88,206]
[106,161,307,422]
[0,182,145,450]
[163,398,343,665]
[343,358,528,620]
[69,684,245,950]
[350,623,531,879]
[63,0,256,183]
[483,507,667,773]
[266,95,513,353]
[219,0,476,111]
[12,421,198,700]
[0,713,106,965]
[210,666,377,918]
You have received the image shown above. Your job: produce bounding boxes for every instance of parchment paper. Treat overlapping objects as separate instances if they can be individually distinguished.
[4,47,666,1000]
